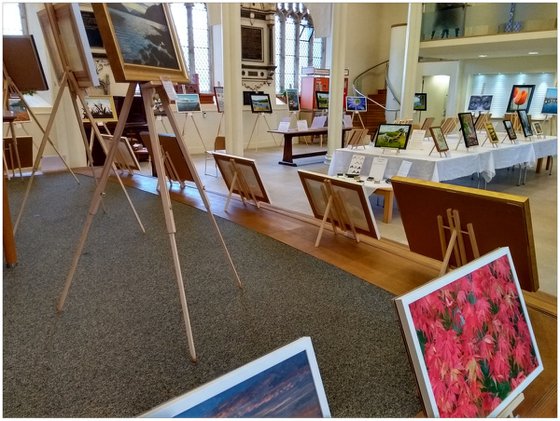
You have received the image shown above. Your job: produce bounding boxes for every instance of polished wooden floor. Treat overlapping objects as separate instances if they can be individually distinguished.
[74,158,557,418]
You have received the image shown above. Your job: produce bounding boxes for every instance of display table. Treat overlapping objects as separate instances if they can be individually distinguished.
[328,135,557,184]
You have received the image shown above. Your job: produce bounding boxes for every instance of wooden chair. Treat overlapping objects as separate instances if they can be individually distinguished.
[204,136,226,176]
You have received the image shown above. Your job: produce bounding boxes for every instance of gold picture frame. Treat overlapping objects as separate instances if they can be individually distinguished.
[81,95,118,122]
[92,3,189,83]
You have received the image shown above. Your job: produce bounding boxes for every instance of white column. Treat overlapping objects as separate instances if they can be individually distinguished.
[399,3,423,120]
[221,3,244,156]
[385,24,407,123]
[326,3,347,160]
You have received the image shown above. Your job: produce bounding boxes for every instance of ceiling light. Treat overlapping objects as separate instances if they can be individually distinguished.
[528,51,539,55]
[478,54,488,58]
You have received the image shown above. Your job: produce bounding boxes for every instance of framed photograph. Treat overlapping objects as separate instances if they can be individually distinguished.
[214,86,224,113]
[81,95,118,122]
[285,89,300,112]
[92,3,189,83]
[99,134,141,171]
[532,121,544,136]
[413,93,427,111]
[428,126,449,152]
[142,337,330,417]
[3,35,49,91]
[37,4,99,88]
[373,124,412,150]
[7,98,31,123]
[80,9,106,56]
[394,247,543,417]
[458,112,479,148]
[517,110,533,137]
[315,91,329,110]
[541,87,557,114]
[298,170,380,240]
[212,152,270,204]
[467,95,493,111]
[390,176,539,292]
[345,96,367,113]
[250,93,272,114]
[484,122,500,144]
[506,84,535,112]
[503,119,517,141]
[176,93,201,113]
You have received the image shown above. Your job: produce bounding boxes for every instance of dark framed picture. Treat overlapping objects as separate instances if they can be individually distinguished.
[92,3,189,83]
[315,91,329,110]
[214,86,224,113]
[285,89,300,111]
[458,112,479,148]
[484,122,500,144]
[467,95,493,111]
[517,110,533,137]
[541,87,557,114]
[345,96,367,112]
[80,9,105,56]
[373,124,412,150]
[428,126,449,152]
[503,119,517,141]
[506,84,535,112]
[250,93,272,114]
[176,93,201,113]
[241,25,264,62]
[413,93,427,111]
[81,95,118,122]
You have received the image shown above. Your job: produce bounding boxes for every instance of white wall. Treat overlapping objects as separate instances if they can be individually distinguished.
[416,60,461,121]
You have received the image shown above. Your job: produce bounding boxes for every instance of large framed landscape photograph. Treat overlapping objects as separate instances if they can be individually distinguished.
[373,124,412,150]
[506,84,535,112]
[249,93,272,114]
[142,337,330,417]
[92,3,189,83]
[394,248,543,418]
[458,112,479,148]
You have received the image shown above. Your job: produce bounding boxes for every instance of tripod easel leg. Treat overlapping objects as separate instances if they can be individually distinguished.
[246,113,261,151]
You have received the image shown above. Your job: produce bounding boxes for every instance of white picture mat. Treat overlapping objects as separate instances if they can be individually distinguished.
[396,160,412,177]
[394,247,543,418]
[141,337,330,417]
[343,114,353,128]
[278,121,290,131]
[311,116,327,129]
[369,156,388,181]
[297,119,309,131]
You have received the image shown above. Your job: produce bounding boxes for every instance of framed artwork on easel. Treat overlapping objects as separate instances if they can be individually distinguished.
[457,112,479,147]
[428,126,449,152]
[3,35,49,91]
[214,86,225,113]
[81,95,118,122]
[503,119,517,141]
[285,89,300,111]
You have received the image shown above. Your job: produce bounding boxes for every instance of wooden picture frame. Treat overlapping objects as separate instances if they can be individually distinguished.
[141,337,330,417]
[484,121,500,144]
[214,86,225,113]
[212,152,270,204]
[458,112,479,148]
[374,124,412,150]
[176,94,201,113]
[99,134,141,171]
[285,89,300,112]
[506,84,535,113]
[428,126,449,152]
[81,95,118,122]
[37,4,99,88]
[92,3,189,83]
[249,94,272,114]
[391,176,539,291]
[394,247,543,417]
[298,170,380,240]
[3,35,49,91]
[517,110,534,137]
[413,93,427,111]
[503,119,517,141]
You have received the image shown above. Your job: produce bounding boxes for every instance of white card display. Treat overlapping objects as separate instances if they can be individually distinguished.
[346,154,365,176]
[343,114,353,128]
[297,120,309,131]
[396,160,412,177]
[369,157,388,182]
[311,116,327,129]
[408,129,426,150]
[278,121,291,131]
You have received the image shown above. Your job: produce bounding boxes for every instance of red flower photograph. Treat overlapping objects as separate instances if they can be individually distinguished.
[395,248,543,418]
[506,84,535,112]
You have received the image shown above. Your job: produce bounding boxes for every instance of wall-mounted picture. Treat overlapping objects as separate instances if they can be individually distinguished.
[517,109,533,137]
[506,84,535,112]
[92,3,189,83]
[315,91,329,110]
[458,112,479,148]
[394,247,543,417]
[81,95,118,122]
[503,119,518,141]
[484,122,500,144]
[373,124,412,150]
[467,94,493,111]
[285,89,300,112]
[541,87,557,114]
[428,126,449,152]
[250,93,272,114]
[345,96,367,113]
[532,121,544,136]
[142,337,329,417]
[214,86,224,113]
[3,35,49,92]
[37,4,99,89]
[413,93,427,111]
[8,98,31,123]
[176,93,201,113]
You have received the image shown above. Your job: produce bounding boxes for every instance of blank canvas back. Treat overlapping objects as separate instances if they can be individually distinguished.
[3,35,49,91]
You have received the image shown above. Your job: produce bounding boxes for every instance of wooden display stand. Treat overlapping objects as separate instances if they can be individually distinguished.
[437,208,479,275]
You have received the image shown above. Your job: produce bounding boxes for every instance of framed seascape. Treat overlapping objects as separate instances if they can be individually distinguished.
[541,87,557,114]
[517,110,533,137]
[92,3,189,83]
[503,119,517,141]
[249,94,272,114]
[142,337,330,417]
[506,85,535,113]
[373,124,412,150]
[81,95,118,122]
[394,247,543,417]
[429,126,449,152]
[458,112,479,148]
[176,93,201,113]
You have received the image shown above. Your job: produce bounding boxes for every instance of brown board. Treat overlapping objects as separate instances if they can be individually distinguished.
[3,35,49,91]
[391,176,538,292]
[141,132,194,183]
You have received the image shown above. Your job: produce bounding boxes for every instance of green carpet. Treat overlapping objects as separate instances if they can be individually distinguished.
[3,173,421,417]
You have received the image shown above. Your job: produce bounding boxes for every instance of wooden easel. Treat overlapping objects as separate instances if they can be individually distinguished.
[437,209,479,275]
[315,179,358,247]
[58,81,242,363]
[223,158,260,211]
[246,112,277,150]
[351,110,365,129]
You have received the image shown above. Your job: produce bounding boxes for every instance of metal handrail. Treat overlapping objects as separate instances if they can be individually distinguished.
[351,60,400,113]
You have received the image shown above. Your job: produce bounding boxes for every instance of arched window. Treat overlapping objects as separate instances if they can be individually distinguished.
[275,3,325,94]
